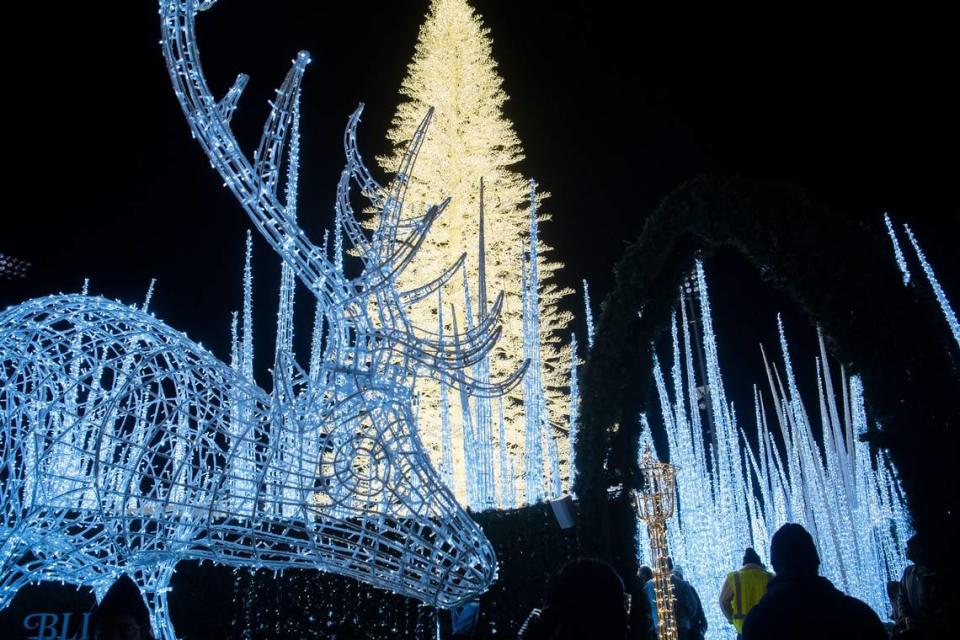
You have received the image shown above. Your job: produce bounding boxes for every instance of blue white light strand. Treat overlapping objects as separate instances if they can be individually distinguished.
[522,181,550,503]
[883,213,911,285]
[566,333,580,487]
[583,279,595,350]
[903,223,960,350]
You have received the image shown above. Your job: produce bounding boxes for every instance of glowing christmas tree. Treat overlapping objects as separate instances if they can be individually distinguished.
[374,0,573,503]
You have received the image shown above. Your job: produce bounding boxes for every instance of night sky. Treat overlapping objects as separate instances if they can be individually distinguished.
[3,2,958,423]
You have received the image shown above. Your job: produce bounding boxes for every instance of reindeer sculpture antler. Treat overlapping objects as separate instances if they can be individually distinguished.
[0,2,523,638]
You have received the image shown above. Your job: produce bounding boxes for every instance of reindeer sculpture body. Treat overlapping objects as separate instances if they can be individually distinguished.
[0,1,522,637]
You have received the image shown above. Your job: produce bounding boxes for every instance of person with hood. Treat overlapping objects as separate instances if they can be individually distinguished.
[719,547,773,638]
[741,523,886,640]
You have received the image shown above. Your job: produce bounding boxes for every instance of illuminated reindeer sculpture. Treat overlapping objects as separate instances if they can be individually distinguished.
[0,1,523,637]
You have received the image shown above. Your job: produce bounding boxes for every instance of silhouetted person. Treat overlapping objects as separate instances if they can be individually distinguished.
[719,547,773,638]
[672,565,707,640]
[631,566,655,638]
[741,523,886,640]
[518,557,628,640]
[644,559,706,639]
[89,575,154,640]
[630,566,655,640]
[895,534,942,639]
[884,579,902,635]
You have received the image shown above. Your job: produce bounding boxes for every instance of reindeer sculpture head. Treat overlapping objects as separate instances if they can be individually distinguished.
[0,1,522,637]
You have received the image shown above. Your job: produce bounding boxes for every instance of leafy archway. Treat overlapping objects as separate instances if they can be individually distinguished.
[575,175,959,586]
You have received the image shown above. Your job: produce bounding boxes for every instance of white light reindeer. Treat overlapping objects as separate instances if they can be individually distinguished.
[0,1,522,637]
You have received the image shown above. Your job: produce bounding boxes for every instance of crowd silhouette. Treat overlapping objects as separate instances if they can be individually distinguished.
[77,522,945,639]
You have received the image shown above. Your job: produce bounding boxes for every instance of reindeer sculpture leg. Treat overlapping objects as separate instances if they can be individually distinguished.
[1,530,107,609]
[134,563,178,640]
[0,532,59,608]
[0,537,29,610]
[92,581,112,605]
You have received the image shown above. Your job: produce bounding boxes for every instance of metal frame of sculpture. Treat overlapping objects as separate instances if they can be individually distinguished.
[0,1,525,637]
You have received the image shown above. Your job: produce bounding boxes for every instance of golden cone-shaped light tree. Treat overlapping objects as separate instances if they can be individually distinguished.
[372,0,573,505]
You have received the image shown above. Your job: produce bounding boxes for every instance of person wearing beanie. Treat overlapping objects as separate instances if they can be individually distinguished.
[741,523,887,640]
[719,547,773,638]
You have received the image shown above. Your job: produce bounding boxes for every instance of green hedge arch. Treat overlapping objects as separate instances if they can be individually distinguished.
[575,175,959,588]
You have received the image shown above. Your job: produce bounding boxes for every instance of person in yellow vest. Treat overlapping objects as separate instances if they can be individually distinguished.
[719,547,773,638]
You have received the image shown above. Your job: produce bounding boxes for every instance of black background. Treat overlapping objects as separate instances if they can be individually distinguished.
[3,2,957,385]
[1,1,958,636]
